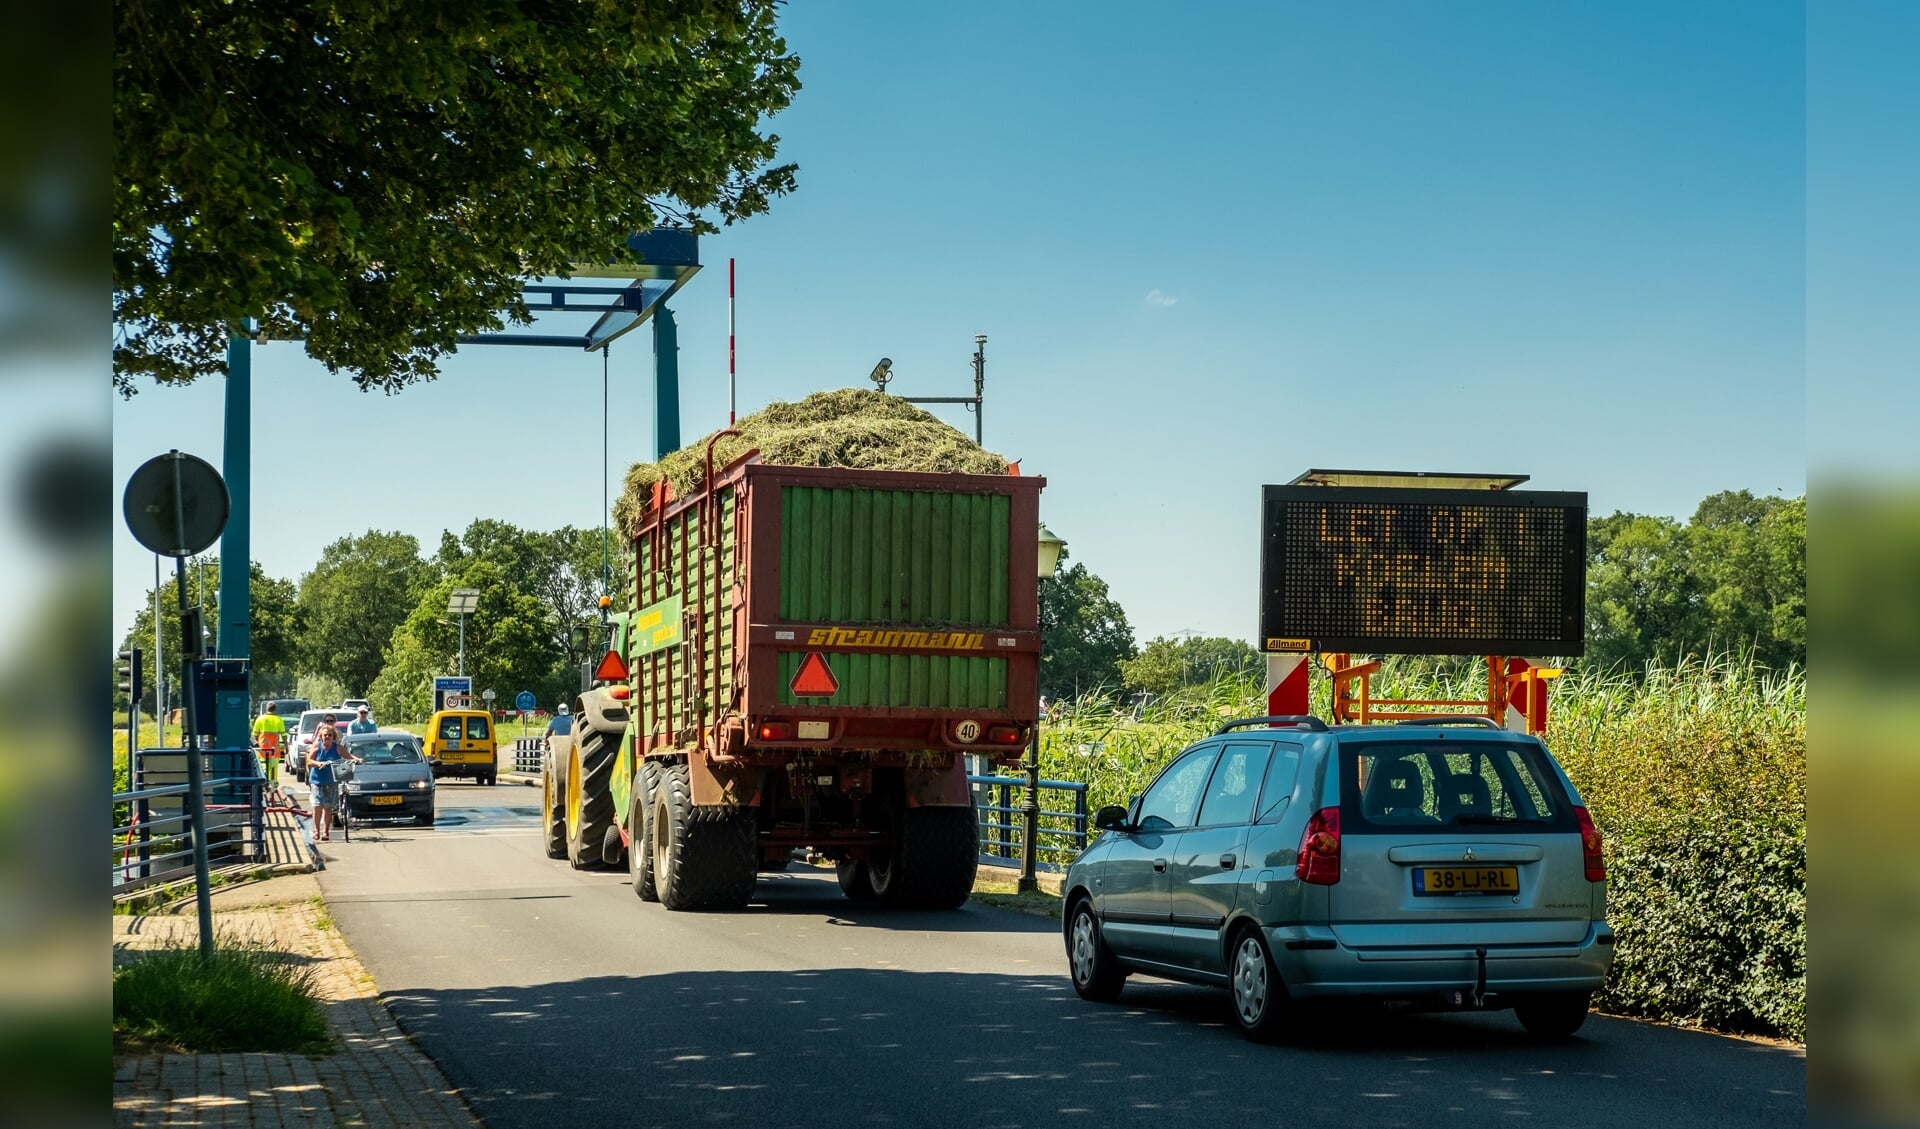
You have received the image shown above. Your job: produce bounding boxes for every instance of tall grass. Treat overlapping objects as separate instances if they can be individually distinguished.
[1034,652,1806,1040]
[113,936,330,1055]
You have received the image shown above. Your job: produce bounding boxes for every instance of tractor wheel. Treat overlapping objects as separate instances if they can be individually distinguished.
[541,751,567,860]
[565,725,620,869]
[653,761,757,911]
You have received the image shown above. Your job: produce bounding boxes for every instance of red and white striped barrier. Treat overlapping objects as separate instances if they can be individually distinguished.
[1266,653,1310,718]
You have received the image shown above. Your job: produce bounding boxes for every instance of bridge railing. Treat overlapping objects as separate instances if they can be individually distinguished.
[112,773,268,894]
[511,737,546,775]
[969,773,1090,873]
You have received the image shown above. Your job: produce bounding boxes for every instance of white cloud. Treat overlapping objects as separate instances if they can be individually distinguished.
[1143,289,1179,307]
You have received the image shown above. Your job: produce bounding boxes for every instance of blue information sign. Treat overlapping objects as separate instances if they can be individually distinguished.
[515,690,536,711]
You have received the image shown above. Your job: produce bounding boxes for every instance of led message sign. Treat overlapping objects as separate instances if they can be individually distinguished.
[1259,486,1587,655]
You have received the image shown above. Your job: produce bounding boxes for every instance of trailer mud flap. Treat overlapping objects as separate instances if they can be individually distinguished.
[691,755,765,808]
[904,757,970,809]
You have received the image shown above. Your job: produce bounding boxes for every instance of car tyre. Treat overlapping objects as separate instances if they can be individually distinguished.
[1066,897,1127,1003]
[1515,992,1591,1040]
[1228,925,1292,1043]
[415,813,435,828]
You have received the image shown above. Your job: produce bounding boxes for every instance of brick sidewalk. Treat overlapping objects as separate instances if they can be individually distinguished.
[113,885,480,1128]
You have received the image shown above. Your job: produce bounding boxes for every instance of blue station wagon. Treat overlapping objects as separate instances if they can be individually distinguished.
[1062,715,1613,1042]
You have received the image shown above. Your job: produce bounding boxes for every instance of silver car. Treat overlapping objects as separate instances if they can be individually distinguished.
[341,731,436,826]
[1062,716,1613,1042]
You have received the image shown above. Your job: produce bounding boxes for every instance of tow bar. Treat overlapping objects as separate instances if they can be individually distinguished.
[1471,947,1489,1008]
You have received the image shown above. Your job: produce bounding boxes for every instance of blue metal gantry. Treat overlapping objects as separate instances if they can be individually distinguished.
[211,231,700,747]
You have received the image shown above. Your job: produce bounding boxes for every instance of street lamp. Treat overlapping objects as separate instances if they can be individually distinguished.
[1021,522,1068,892]
[447,588,480,677]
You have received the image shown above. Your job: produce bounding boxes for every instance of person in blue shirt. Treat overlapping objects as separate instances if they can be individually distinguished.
[544,704,574,739]
[307,725,363,842]
[347,706,378,735]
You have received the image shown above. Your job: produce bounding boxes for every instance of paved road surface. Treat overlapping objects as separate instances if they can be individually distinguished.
[310,782,1805,1129]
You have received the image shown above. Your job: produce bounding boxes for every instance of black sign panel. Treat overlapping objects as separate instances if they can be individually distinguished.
[1260,486,1587,655]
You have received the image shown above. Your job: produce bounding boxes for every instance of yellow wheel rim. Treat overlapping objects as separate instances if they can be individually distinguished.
[566,746,583,843]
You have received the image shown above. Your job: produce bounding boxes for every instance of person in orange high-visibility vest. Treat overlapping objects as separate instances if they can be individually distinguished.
[252,703,288,788]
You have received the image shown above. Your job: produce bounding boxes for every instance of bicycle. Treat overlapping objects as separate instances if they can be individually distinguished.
[335,762,354,842]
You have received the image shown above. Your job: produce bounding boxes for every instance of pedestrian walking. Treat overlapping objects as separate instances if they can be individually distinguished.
[252,703,287,789]
[307,725,363,842]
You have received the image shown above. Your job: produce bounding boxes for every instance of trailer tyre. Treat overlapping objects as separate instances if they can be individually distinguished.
[886,805,980,910]
[836,860,878,901]
[654,761,757,911]
[632,760,661,902]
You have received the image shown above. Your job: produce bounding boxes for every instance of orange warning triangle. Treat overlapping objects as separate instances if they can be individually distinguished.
[790,651,839,697]
[593,648,629,683]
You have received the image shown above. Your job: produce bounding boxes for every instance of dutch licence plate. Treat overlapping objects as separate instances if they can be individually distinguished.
[1414,866,1519,895]
[371,794,404,806]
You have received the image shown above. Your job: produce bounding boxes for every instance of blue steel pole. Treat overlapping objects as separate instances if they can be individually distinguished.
[653,304,681,459]
[216,324,252,750]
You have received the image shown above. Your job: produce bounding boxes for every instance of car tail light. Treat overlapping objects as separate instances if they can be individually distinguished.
[1295,806,1341,885]
[985,725,1025,745]
[1574,805,1606,882]
[607,685,630,700]
[756,721,793,741]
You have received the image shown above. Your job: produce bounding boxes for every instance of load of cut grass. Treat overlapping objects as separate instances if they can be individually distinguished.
[613,388,1010,534]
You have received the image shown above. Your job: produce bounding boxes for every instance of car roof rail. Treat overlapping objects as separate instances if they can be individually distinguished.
[1392,715,1505,729]
[1215,715,1329,735]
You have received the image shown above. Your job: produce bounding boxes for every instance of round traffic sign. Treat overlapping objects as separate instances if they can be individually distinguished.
[515,690,536,711]
[122,451,229,558]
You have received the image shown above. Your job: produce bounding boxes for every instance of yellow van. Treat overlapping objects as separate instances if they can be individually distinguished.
[424,709,498,785]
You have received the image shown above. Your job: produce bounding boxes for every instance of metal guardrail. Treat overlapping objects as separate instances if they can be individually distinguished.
[511,737,546,774]
[113,772,269,893]
[969,773,1089,873]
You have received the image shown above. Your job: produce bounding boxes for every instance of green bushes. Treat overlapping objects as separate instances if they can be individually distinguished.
[1036,653,1806,1041]
[112,938,329,1055]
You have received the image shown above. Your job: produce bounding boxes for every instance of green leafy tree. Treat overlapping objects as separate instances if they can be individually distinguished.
[115,559,301,713]
[372,562,569,721]
[1585,515,1703,673]
[1121,635,1260,697]
[1039,554,1136,698]
[114,0,801,393]
[435,521,610,675]
[297,532,432,697]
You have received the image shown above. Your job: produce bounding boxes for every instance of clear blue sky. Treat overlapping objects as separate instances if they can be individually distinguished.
[109,1,1811,648]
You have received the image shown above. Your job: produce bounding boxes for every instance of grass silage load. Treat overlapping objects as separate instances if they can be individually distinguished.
[613,388,1010,534]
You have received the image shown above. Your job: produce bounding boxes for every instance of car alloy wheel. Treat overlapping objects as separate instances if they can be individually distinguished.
[1071,911,1099,986]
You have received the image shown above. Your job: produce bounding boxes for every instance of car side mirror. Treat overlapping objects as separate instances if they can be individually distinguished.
[1093,805,1129,832]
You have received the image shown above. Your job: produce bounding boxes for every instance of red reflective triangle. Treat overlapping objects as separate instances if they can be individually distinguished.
[593,649,629,683]
[790,652,839,697]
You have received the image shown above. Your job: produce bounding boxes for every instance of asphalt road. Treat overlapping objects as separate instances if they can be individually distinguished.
[310,781,1805,1129]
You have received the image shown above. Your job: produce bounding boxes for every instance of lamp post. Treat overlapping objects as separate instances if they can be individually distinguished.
[1021,522,1068,893]
[447,589,480,678]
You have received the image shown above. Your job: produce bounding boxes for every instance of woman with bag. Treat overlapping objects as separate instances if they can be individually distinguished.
[307,724,363,842]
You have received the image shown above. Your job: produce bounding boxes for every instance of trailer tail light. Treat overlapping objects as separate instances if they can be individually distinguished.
[1574,805,1606,882]
[756,722,793,741]
[607,685,630,700]
[1295,806,1341,885]
[985,725,1026,745]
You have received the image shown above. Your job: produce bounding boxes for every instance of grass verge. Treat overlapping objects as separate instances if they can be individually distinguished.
[112,938,329,1056]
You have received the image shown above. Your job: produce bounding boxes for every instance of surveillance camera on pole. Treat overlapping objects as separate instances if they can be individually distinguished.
[869,357,893,392]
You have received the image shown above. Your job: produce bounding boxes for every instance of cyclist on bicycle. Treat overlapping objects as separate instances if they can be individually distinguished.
[307,724,363,842]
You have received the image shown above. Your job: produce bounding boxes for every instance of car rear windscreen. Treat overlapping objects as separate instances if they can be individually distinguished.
[1342,741,1576,834]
